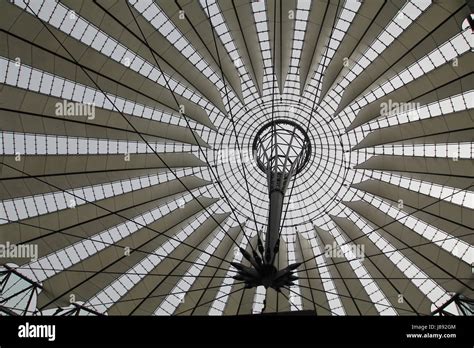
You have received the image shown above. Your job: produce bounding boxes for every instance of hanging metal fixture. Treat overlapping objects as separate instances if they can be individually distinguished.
[231,120,311,290]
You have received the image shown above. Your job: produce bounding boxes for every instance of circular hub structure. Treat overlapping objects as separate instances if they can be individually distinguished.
[252,120,312,177]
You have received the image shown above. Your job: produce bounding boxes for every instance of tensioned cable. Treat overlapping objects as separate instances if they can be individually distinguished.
[0,215,236,275]
[91,0,256,253]
[298,185,474,293]
[275,0,343,245]
[201,0,263,249]
[6,2,247,292]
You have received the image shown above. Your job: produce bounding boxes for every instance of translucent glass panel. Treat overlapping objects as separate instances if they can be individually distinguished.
[366,170,474,208]
[303,0,362,104]
[12,0,211,108]
[346,200,451,306]
[17,191,198,283]
[337,0,432,92]
[208,232,250,315]
[0,57,190,127]
[251,0,272,72]
[358,191,472,263]
[130,0,222,89]
[252,285,266,314]
[371,143,473,159]
[358,30,471,111]
[286,235,303,311]
[323,224,397,315]
[303,232,345,315]
[199,0,259,106]
[0,132,194,156]
[0,271,39,315]
[364,91,473,131]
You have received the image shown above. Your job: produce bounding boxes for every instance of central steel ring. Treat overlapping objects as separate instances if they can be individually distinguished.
[252,119,312,176]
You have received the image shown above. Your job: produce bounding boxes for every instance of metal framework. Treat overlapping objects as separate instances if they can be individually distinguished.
[431,293,474,316]
[0,264,42,316]
[0,0,472,316]
[255,120,311,263]
[230,120,311,290]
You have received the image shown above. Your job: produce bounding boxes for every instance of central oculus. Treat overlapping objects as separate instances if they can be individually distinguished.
[231,120,311,291]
